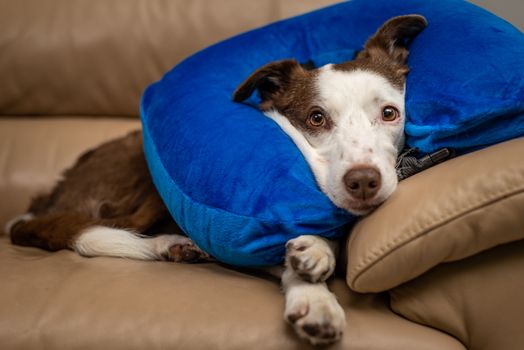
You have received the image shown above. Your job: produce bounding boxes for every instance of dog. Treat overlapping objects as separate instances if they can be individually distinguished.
[4,15,426,345]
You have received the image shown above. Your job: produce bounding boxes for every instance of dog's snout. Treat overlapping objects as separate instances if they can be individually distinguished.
[343,166,381,201]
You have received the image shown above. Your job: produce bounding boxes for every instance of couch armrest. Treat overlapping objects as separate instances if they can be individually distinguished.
[346,137,524,292]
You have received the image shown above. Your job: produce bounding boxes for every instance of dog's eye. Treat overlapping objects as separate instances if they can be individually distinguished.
[308,111,326,127]
[382,106,400,122]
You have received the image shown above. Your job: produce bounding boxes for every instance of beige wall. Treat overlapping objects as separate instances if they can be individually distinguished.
[469,0,523,30]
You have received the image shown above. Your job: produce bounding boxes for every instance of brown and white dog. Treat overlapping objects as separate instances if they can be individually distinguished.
[5,15,426,345]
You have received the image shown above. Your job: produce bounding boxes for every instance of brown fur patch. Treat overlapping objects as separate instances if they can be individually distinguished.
[333,58,406,90]
[233,60,333,135]
[11,130,178,252]
[10,212,94,251]
[335,15,427,89]
[233,15,427,130]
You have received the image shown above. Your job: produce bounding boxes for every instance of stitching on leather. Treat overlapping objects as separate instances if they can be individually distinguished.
[349,179,524,286]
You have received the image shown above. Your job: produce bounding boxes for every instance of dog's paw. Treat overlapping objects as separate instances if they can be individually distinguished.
[4,213,34,237]
[285,284,345,345]
[286,235,335,283]
[165,237,213,263]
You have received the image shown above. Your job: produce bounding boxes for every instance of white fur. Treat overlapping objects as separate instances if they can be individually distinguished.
[4,213,34,237]
[73,226,189,260]
[282,237,345,345]
[266,67,405,215]
[273,68,406,344]
[286,235,336,283]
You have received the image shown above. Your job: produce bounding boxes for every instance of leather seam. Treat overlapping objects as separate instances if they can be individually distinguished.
[349,180,524,287]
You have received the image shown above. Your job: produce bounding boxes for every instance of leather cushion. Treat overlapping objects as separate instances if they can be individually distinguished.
[346,137,524,292]
[390,240,524,350]
[0,236,466,350]
[0,0,338,117]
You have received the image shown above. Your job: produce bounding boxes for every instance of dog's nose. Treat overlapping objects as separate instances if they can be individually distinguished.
[343,166,381,201]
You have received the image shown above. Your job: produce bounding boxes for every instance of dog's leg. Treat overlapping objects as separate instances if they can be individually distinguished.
[8,212,98,251]
[73,226,209,262]
[89,192,212,262]
[96,191,171,233]
[281,235,345,345]
[7,212,210,262]
[285,235,338,283]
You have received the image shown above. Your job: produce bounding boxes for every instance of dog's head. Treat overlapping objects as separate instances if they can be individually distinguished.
[233,15,427,215]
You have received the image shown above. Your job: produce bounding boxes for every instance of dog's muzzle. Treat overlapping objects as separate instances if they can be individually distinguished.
[343,166,381,201]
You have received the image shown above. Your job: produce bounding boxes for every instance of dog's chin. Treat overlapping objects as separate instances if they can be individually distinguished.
[343,202,378,216]
[340,182,398,216]
[336,196,390,216]
[325,192,381,216]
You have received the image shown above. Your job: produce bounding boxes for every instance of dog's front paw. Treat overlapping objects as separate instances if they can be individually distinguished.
[285,284,345,345]
[286,235,335,283]
[153,234,213,263]
[167,238,213,263]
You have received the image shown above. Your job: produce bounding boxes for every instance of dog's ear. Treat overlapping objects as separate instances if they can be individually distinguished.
[232,59,303,105]
[357,15,427,74]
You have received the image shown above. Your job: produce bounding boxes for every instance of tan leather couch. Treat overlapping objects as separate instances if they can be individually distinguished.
[1,1,523,349]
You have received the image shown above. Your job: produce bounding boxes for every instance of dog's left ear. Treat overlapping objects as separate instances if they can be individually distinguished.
[357,14,427,74]
[232,59,304,105]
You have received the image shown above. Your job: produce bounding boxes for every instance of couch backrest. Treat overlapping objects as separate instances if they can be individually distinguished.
[0,0,339,117]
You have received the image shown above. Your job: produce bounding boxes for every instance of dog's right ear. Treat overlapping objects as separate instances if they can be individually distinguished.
[232,59,303,106]
[357,15,427,73]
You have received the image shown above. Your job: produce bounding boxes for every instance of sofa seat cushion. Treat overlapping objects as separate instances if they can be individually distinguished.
[346,137,524,293]
[390,240,524,350]
[0,237,465,350]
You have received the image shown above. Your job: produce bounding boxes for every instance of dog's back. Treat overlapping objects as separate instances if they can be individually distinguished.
[5,131,206,261]
[29,130,159,220]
